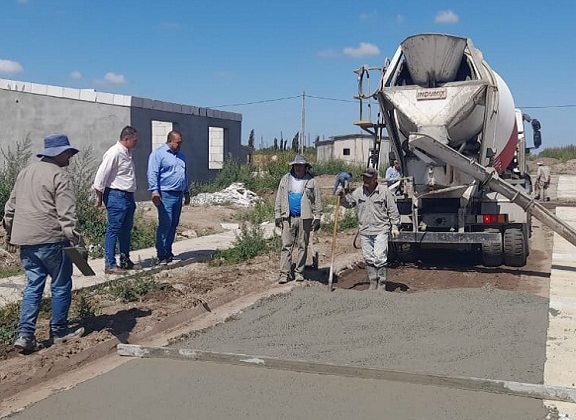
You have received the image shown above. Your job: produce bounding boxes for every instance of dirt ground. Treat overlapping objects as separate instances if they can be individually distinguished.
[0,168,566,411]
[140,204,240,237]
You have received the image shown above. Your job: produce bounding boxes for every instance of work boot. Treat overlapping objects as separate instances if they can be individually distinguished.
[120,254,136,270]
[294,273,305,282]
[377,266,388,291]
[366,265,378,290]
[105,266,126,275]
[14,335,37,353]
[52,327,85,345]
[278,274,288,284]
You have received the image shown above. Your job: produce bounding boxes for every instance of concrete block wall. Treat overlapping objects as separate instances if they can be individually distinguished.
[0,78,242,202]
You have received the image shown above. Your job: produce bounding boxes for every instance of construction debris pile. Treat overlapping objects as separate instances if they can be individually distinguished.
[189,183,261,207]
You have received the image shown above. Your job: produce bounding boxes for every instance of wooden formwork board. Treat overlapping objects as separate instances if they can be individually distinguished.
[117,344,576,404]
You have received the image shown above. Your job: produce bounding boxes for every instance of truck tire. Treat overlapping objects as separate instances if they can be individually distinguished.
[503,228,527,267]
[397,242,419,263]
[481,229,503,267]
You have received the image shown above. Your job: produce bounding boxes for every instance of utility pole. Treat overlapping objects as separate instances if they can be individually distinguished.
[299,91,305,154]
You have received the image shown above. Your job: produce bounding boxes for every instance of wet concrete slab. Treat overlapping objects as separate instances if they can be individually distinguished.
[11,358,546,420]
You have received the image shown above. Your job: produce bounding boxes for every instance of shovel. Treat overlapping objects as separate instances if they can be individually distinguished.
[327,194,341,291]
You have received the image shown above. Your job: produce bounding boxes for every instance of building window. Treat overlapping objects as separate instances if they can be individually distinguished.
[209,127,224,169]
[343,148,351,156]
[151,120,173,150]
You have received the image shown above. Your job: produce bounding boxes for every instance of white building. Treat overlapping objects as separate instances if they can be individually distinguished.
[316,134,390,167]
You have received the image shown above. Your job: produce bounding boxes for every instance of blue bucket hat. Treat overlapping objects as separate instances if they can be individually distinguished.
[37,134,79,158]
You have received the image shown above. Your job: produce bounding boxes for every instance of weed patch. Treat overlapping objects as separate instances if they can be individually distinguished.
[238,200,274,225]
[0,302,20,345]
[70,291,99,320]
[107,274,159,303]
[210,223,277,266]
[322,208,358,232]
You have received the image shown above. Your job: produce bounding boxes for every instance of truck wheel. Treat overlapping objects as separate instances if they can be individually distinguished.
[481,229,503,267]
[397,243,419,263]
[503,228,527,267]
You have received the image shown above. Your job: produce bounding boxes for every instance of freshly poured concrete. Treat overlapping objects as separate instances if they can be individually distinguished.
[11,358,546,420]
[176,285,548,383]
[544,191,576,417]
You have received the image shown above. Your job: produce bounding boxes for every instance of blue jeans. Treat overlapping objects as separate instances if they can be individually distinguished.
[19,242,73,338]
[103,188,136,268]
[155,191,183,260]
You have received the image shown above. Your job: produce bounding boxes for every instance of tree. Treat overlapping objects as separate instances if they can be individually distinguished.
[314,135,320,145]
[273,138,278,150]
[291,132,299,152]
[248,129,255,151]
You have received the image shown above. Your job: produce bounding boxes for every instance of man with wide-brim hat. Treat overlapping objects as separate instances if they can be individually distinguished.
[274,154,322,283]
[3,134,85,353]
[337,166,400,291]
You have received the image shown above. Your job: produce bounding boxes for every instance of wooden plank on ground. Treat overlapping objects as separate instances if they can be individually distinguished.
[117,344,576,403]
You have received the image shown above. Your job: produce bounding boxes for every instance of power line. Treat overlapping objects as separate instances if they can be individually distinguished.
[306,94,356,103]
[210,92,576,110]
[210,95,300,108]
[518,104,576,109]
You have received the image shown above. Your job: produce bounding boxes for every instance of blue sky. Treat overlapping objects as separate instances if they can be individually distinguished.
[1,0,575,148]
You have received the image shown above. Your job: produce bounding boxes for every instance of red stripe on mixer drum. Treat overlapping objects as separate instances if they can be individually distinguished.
[492,122,518,174]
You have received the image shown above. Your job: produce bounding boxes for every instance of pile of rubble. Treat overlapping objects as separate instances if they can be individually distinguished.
[189,183,261,207]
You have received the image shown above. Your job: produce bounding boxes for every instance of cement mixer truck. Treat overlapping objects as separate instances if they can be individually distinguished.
[354,33,576,267]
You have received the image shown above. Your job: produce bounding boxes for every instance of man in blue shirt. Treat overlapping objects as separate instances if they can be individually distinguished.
[333,171,352,195]
[147,130,190,264]
[274,154,322,283]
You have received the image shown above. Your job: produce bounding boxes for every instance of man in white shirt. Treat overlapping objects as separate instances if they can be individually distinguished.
[93,126,138,274]
[385,160,402,186]
[534,161,551,201]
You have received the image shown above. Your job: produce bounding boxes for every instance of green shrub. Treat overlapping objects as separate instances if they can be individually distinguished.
[538,145,576,162]
[311,160,365,179]
[238,200,274,225]
[0,266,22,279]
[131,209,157,252]
[107,274,158,303]
[322,207,358,232]
[0,302,20,345]
[197,151,367,196]
[0,137,33,215]
[70,291,99,320]
[67,147,108,256]
[210,223,275,266]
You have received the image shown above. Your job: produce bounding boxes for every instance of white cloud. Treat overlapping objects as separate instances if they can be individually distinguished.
[70,70,82,80]
[343,42,380,58]
[316,49,340,58]
[435,10,459,24]
[359,11,378,22]
[104,72,126,85]
[396,14,405,24]
[0,59,23,74]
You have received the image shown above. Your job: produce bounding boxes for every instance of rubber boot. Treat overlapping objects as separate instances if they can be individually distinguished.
[377,266,387,291]
[366,265,378,290]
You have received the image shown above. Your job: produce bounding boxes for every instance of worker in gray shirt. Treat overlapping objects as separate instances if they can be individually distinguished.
[337,167,400,290]
[3,134,85,353]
